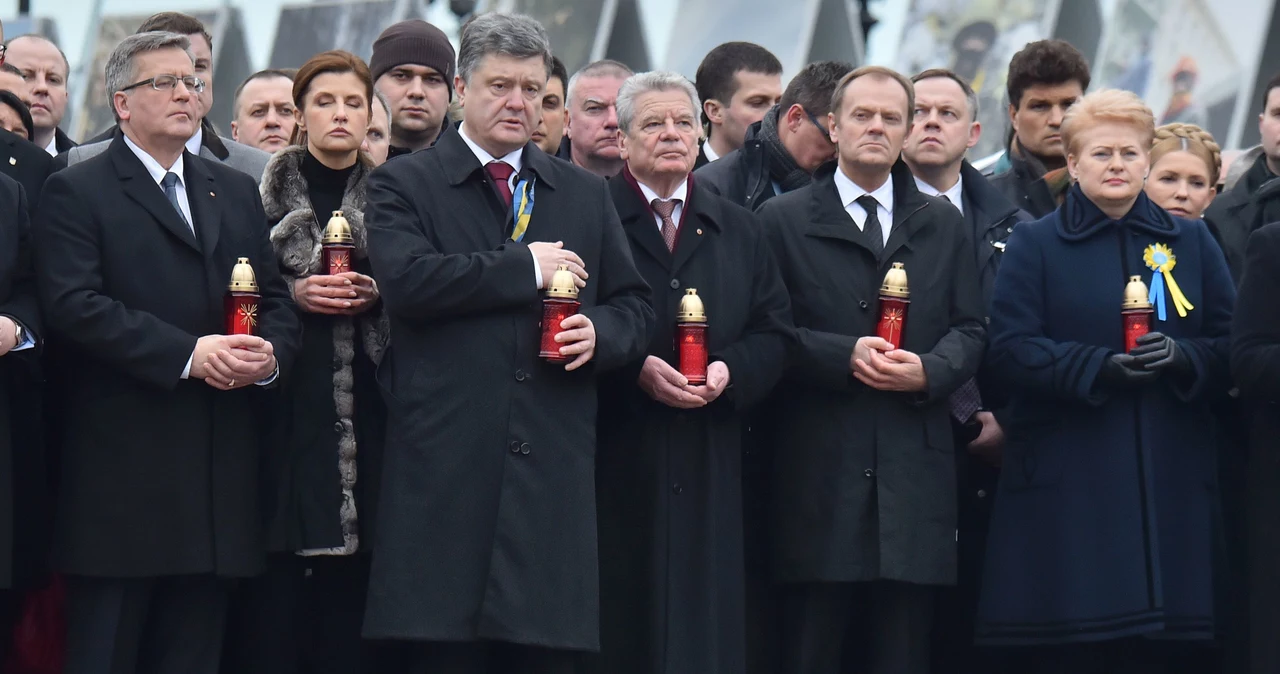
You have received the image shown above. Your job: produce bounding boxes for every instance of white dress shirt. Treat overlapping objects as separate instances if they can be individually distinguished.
[636,179,688,233]
[913,175,964,217]
[701,141,720,164]
[834,167,895,247]
[42,135,57,157]
[123,133,194,232]
[457,123,545,288]
[186,125,203,156]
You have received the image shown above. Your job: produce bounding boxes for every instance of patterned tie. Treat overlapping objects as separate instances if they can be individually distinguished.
[651,199,681,252]
[161,172,191,231]
[485,161,515,208]
[950,378,984,424]
[856,194,883,257]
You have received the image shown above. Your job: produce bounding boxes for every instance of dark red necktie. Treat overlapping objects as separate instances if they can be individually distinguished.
[485,161,515,208]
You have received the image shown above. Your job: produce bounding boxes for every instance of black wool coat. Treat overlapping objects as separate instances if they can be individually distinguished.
[760,160,986,586]
[590,172,791,674]
[34,134,299,578]
[362,128,654,650]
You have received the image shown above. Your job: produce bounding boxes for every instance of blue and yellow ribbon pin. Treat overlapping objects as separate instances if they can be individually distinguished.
[1142,243,1194,320]
[510,177,535,242]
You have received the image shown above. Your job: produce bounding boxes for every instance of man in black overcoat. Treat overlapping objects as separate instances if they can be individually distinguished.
[760,66,985,674]
[33,32,298,674]
[362,14,653,674]
[592,72,792,674]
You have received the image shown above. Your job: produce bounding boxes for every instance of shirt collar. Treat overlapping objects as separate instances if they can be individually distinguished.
[702,141,720,163]
[835,166,895,214]
[635,177,688,207]
[458,123,524,175]
[185,125,203,156]
[123,132,185,186]
[43,134,57,156]
[913,174,964,211]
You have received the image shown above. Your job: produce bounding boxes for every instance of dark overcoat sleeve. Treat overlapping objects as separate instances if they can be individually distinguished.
[1165,221,1233,402]
[917,210,986,404]
[364,165,543,322]
[34,172,198,390]
[578,184,654,372]
[758,198,860,393]
[709,214,792,409]
[0,184,41,342]
[239,174,300,381]
[1231,223,1280,399]
[988,223,1112,403]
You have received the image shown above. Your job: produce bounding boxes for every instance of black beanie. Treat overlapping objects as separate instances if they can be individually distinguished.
[370,20,457,96]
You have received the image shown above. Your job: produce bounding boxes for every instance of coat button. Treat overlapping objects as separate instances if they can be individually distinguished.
[510,441,520,454]
[864,468,874,478]
[520,443,531,455]
[515,370,527,382]
[859,300,869,310]
[672,483,683,494]
[669,278,679,290]
[977,489,988,499]
[333,422,343,432]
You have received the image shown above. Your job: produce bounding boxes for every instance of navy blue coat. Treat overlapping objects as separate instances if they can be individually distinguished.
[975,187,1234,645]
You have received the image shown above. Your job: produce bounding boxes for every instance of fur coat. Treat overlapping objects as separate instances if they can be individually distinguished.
[261,145,389,555]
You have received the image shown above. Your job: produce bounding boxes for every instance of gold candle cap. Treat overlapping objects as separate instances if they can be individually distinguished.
[546,264,580,299]
[228,257,259,293]
[1122,275,1153,310]
[677,288,707,323]
[322,210,353,245]
[879,262,909,299]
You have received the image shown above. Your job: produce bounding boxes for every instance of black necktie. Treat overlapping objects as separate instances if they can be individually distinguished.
[856,194,883,257]
[161,172,191,230]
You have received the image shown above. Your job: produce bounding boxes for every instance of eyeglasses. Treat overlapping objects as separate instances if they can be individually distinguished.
[0,44,7,67]
[805,110,835,145]
[120,74,206,94]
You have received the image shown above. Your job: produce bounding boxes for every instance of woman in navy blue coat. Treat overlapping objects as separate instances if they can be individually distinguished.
[975,90,1235,672]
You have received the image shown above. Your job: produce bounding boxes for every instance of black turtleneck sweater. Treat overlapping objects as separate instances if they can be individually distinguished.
[301,150,356,223]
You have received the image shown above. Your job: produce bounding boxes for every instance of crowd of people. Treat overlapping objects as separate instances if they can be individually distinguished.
[0,7,1275,674]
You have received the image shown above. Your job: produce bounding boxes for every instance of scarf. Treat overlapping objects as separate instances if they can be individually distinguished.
[758,106,812,193]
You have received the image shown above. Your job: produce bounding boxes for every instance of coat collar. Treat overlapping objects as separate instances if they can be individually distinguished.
[1058,184,1179,241]
[610,168,720,272]
[108,131,220,256]
[437,126,559,191]
[805,159,933,259]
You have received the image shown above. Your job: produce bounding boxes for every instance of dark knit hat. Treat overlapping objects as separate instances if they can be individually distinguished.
[370,20,457,95]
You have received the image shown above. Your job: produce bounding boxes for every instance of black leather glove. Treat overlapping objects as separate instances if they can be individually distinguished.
[1129,332,1193,376]
[1098,353,1161,389]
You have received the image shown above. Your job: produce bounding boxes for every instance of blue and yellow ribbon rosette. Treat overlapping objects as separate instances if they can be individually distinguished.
[1142,243,1194,320]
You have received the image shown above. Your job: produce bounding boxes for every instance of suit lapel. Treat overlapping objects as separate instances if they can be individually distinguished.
[670,189,713,275]
[114,148,202,255]
[186,154,221,258]
[806,173,879,258]
[609,176,674,270]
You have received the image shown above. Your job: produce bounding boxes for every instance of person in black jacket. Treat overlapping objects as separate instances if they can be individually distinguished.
[34,32,298,674]
[987,40,1090,218]
[221,51,389,674]
[694,60,852,211]
[762,65,985,674]
[591,71,791,674]
[902,67,1027,674]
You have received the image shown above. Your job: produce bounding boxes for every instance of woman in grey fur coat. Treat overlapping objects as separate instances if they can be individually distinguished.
[221,51,391,674]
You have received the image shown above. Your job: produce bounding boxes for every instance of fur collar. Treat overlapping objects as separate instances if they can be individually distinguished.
[263,145,372,278]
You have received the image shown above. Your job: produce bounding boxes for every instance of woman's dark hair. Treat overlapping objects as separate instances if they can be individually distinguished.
[0,90,34,140]
[290,50,374,145]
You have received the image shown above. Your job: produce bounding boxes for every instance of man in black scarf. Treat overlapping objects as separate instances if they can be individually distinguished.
[696,61,853,212]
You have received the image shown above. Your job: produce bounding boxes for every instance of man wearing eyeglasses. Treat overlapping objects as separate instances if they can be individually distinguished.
[58,12,270,181]
[695,61,853,212]
[32,31,298,674]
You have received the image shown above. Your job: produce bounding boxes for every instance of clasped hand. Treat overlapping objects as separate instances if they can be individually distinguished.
[294,272,378,315]
[191,334,276,390]
[850,336,928,392]
[1100,332,1190,389]
[638,357,731,409]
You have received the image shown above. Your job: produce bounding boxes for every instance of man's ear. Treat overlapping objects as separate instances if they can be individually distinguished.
[967,121,982,150]
[703,98,724,127]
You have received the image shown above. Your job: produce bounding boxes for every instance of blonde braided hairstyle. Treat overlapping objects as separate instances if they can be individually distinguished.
[1150,122,1222,186]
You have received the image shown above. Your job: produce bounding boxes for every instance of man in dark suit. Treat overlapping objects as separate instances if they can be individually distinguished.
[760,66,985,674]
[362,13,653,674]
[33,31,298,674]
[0,129,50,214]
[4,34,77,155]
[593,71,791,674]
[902,67,1027,674]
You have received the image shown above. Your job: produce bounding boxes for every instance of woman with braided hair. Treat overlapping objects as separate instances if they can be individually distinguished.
[1145,123,1221,221]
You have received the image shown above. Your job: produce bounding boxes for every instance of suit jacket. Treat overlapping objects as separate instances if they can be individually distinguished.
[51,127,76,154]
[60,120,270,181]
[362,127,653,650]
[760,160,986,586]
[0,129,52,215]
[34,134,299,578]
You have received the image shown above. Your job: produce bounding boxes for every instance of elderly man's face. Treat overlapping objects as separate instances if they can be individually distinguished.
[455,53,546,157]
[567,74,627,162]
[620,89,700,181]
[231,75,295,152]
[115,47,200,146]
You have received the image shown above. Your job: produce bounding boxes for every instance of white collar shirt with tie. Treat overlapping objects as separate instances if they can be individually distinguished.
[834,167,895,247]
[123,132,193,233]
[914,174,964,217]
[457,123,545,288]
[636,178,689,233]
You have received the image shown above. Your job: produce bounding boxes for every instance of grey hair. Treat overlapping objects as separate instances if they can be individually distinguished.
[457,13,552,85]
[616,71,700,135]
[105,31,193,120]
[567,59,633,108]
[372,88,391,124]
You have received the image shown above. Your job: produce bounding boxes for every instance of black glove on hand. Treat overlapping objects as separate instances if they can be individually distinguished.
[1129,332,1192,376]
[1098,353,1161,389]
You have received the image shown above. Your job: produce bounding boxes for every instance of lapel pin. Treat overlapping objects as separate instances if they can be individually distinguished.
[696,228,703,235]
[7,157,14,165]
[210,191,216,197]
